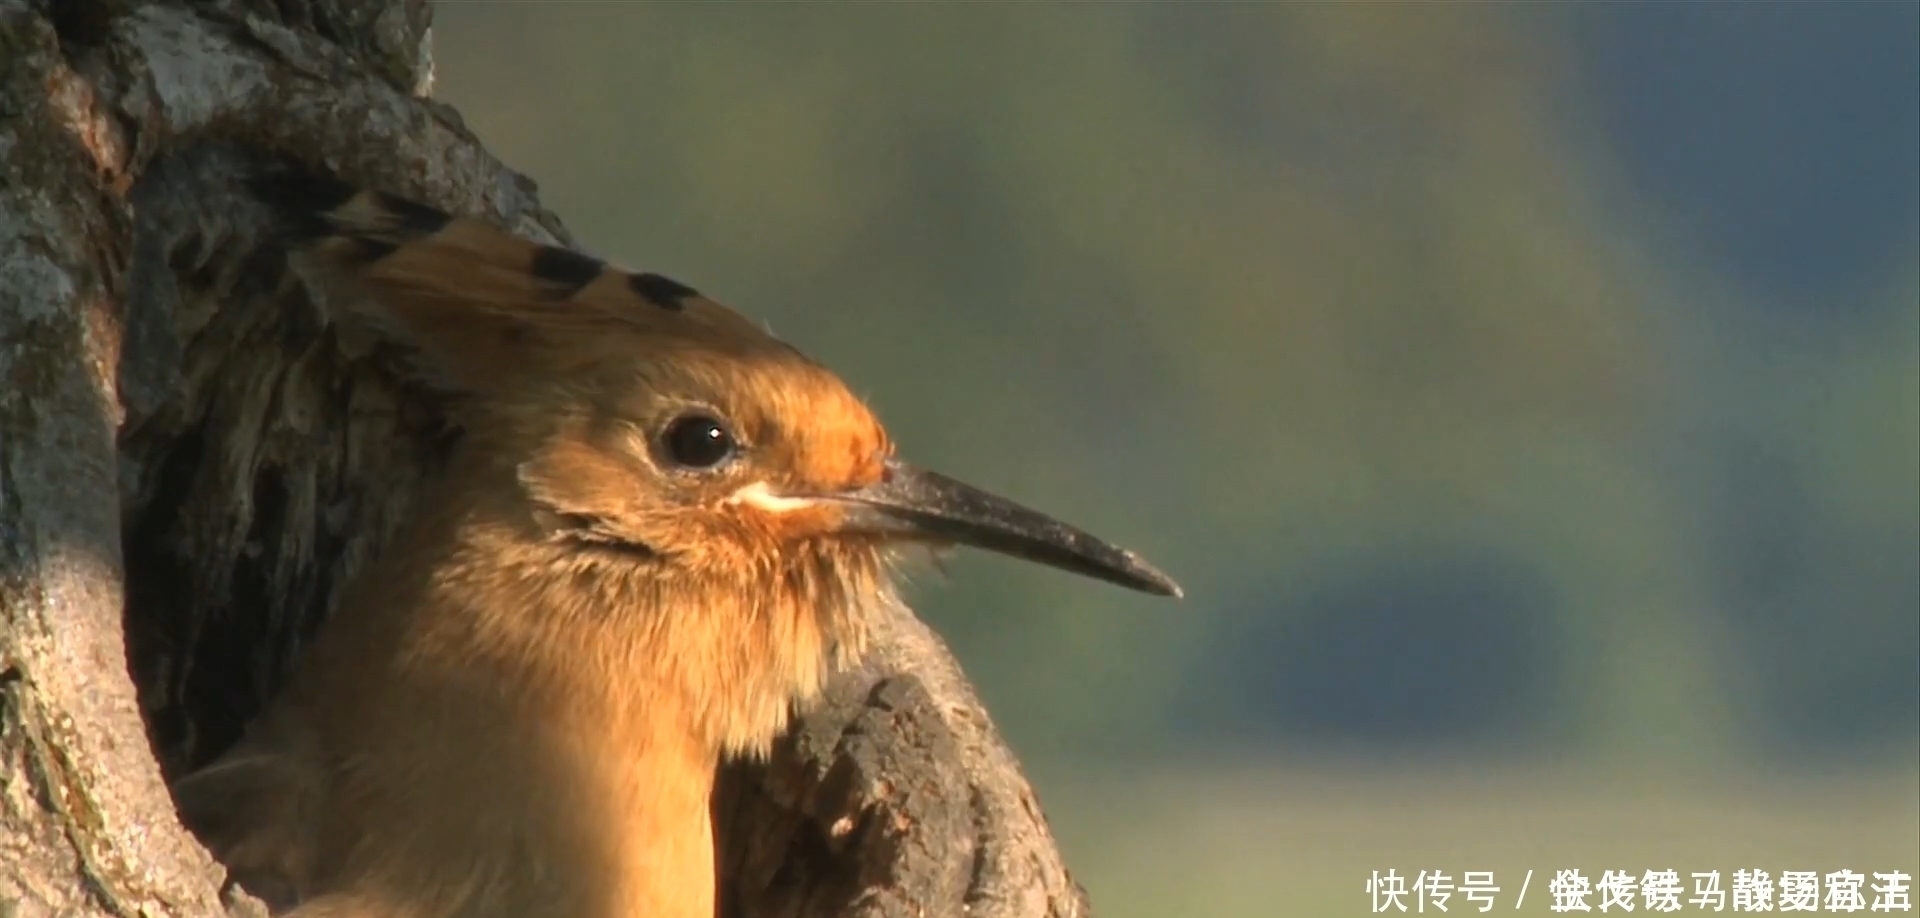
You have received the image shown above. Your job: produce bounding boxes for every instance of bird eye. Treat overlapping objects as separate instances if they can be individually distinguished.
[660,414,736,470]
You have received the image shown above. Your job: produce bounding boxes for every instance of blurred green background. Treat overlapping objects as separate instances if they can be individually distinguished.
[430,3,1917,915]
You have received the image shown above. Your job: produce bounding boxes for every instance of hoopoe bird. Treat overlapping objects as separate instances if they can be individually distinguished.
[170,170,1180,918]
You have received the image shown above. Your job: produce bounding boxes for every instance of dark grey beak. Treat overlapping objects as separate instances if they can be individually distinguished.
[829,458,1182,598]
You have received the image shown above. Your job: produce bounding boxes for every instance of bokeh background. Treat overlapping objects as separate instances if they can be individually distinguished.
[430,3,1917,915]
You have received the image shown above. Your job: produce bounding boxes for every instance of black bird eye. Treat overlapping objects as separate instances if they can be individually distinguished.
[661,414,736,470]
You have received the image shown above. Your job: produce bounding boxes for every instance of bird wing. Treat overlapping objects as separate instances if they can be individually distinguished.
[172,706,330,912]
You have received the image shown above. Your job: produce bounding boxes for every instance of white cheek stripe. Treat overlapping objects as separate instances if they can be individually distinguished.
[727,481,817,514]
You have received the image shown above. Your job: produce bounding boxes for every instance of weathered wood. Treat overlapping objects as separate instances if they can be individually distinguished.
[2,8,238,914]
[1,2,1088,916]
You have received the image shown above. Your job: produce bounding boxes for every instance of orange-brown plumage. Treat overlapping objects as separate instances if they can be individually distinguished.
[173,171,1178,918]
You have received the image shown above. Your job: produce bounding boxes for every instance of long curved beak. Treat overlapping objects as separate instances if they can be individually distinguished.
[825,458,1182,598]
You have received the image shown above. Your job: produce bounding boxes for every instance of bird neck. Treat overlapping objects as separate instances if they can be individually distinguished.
[286,450,888,915]
[293,483,727,917]
[426,496,877,758]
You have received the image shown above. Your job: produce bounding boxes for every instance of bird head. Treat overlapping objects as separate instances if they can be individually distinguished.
[265,171,1179,751]
[274,174,1180,601]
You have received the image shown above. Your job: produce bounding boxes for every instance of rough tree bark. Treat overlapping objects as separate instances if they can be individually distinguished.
[0,1,1091,916]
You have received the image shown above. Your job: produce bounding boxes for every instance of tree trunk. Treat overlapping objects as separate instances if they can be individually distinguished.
[0,2,1090,916]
